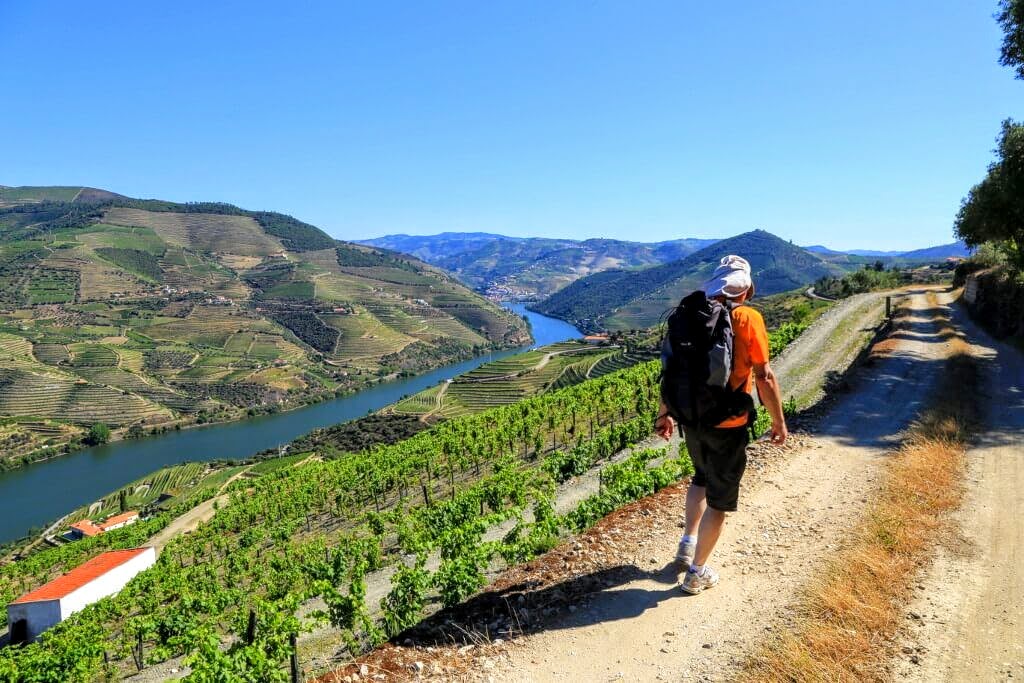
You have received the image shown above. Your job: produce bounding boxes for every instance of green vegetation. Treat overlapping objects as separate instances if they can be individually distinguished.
[998,0,1024,79]
[85,422,110,445]
[95,247,163,281]
[955,119,1024,271]
[0,361,663,680]
[0,188,529,463]
[252,211,337,251]
[392,341,641,419]
[533,230,847,332]
[0,277,815,680]
[812,263,905,299]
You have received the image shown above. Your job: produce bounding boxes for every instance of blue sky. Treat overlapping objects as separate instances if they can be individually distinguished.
[1,1,1021,250]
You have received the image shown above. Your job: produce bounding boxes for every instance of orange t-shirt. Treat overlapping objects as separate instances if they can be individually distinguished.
[718,305,770,428]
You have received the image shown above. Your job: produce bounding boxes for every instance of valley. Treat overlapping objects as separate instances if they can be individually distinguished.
[0,305,577,548]
[0,188,528,467]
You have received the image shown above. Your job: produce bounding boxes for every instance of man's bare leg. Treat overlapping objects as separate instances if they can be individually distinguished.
[684,483,707,536]
[693,508,726,567]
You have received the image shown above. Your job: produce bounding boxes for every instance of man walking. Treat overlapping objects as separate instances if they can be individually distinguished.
[655,255,788,594]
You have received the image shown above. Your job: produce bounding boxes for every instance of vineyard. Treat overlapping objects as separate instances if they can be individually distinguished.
[0,318,809,680]
[0,360,667,681]
[390,341,646,419]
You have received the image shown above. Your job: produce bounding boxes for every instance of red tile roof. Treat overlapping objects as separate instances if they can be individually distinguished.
[99,511,138,530]
[11,548,150,604]
[69,520,102,537]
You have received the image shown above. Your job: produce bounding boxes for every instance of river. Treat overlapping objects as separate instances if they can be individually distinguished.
[0,305,580,545]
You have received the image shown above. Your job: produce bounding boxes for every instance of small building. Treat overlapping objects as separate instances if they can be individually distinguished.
[99,511,139,532]
[583,334,610,345]
[7,547,156,643]
[68,519,103,539]
[68,511,139,540]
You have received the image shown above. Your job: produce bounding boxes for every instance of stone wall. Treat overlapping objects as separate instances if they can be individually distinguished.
[963,267,1024,340]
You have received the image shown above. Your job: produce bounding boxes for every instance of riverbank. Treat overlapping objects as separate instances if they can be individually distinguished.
[0,335,527,473]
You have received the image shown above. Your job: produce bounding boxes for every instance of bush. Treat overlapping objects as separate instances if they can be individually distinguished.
[953,242,1009,286]
[85,422,111,445]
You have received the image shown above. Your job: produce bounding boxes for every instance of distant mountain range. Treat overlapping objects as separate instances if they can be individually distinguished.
[532,230,849,332]
[357,233,719,298]
[803,241,970,259]
[360,232,967,302]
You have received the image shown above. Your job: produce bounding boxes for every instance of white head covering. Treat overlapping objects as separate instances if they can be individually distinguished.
[701,255,753,299]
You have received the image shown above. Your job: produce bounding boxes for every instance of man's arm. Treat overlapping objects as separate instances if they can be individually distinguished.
[753,362,787,445]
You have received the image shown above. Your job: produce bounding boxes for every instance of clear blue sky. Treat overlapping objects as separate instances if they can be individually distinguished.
[2,1,1021,250]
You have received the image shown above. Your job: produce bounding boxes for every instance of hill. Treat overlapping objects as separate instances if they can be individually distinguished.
[358,232,719,298]
[0,186,528,463]
[898,240,971,259]
[0,185,124,208]
[804,240,970,260]
[532,230,846,331]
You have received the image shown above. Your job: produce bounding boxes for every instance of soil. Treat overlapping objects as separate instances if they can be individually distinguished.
[893,301,1024,682]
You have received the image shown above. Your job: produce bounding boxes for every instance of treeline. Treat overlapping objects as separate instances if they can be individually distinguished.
[268,310,339,353]
[336,244,418,271]
[813,264,904,299]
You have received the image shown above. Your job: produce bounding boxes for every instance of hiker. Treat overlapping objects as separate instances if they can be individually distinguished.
[654,255,788,595]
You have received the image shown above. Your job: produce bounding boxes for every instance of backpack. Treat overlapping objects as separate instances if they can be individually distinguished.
[659,290,755,431]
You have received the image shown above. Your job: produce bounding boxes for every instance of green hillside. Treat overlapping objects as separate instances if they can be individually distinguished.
[0,187,529,464]
[359,232,718,298]
[0,185,123,208]
[532,230,847,331]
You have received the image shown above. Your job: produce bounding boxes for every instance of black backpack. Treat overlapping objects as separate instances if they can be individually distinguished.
[659,290,755,431]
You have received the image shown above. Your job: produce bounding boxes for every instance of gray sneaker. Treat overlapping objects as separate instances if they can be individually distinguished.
[676,538,697,568]
[680,565,720,595]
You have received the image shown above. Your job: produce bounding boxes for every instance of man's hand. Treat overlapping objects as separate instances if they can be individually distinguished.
[655,413,675,441]
[769,420,788,445]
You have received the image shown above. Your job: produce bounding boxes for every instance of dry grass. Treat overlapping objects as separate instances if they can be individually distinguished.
[742,292,982,682]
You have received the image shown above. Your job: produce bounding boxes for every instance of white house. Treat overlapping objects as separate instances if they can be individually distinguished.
[7,547,156,643]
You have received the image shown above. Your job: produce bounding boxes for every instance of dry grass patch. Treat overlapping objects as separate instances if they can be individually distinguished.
[743,292,980,682]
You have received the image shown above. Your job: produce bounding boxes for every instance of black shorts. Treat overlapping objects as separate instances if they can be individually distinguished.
[682,425,749,512]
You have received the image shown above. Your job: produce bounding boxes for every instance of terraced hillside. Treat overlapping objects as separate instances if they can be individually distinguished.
[0,186,529,464]
[391,339,655,419]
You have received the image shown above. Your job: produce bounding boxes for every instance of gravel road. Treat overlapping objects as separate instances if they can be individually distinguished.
[894,300,1024,682]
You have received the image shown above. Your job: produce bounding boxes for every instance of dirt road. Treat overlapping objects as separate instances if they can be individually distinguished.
[771,291,887,407]
[148,466,251,552]
[487,289,951,682]
[896,303,1024,682]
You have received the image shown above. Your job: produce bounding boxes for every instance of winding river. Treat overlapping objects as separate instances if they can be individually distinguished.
[0,305,580,545]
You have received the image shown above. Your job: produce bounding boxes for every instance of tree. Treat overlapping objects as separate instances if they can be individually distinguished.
[999,0,1024,79]
[955,120,1024,270]
[85,422,111,445]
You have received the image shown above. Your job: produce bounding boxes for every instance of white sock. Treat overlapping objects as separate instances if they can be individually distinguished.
[690,563,704,575]
[682,535,697,546]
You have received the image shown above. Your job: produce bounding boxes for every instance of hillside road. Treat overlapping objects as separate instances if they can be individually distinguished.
[488,288,954,682]
[896,301,1024,681]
